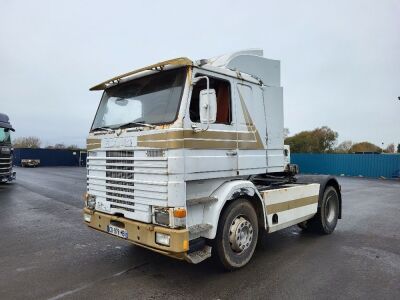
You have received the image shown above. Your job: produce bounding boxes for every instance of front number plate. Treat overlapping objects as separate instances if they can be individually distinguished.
[107,224,128,239]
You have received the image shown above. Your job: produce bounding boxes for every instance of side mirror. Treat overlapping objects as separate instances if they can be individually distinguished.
[199,89,217,124]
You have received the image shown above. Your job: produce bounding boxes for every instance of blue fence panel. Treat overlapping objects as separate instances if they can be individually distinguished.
[13,148,87,167]
[291,153,400,178]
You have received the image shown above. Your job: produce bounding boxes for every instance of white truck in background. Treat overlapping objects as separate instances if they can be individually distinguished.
[0,113,16,183]
[83,50,342,269]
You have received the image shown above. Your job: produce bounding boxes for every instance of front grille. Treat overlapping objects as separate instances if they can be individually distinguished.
[105,151,135,211]
[106,165,134,171]
[105,150,135,180]
[105,171,134,180]
[106,196,135,205]
[87,148,169,223]
[0,153,12,175]
[106,150,134,158]
[106,191,132,199]
[105,180,135,187]
[110,204,135,212]
[106,185,135,193]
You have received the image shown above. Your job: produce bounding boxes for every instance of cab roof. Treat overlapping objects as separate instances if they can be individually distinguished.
[0,113,14,131]
[90,49,281,91]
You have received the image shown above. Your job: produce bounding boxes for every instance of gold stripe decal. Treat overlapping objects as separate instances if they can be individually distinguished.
[137,132,237,149]
[87,138,101,151]
[266,196,318,214]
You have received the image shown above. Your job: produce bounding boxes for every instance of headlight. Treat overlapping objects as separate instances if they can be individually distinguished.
[153,207,186,228]
[83,193,96,210]
[154,208,170,226]
[155,232,170,246]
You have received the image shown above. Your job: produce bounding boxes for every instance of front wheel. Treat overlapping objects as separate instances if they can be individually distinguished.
[214,199,259,270]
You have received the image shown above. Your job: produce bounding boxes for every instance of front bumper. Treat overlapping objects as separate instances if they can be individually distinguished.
[83,208,189,259]
[0,171,16,183]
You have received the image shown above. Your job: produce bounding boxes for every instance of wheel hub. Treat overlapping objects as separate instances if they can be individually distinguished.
[229,216,254,253]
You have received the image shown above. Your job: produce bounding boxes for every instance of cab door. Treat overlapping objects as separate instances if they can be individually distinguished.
[235,82,268,175]
[183,70,238,178]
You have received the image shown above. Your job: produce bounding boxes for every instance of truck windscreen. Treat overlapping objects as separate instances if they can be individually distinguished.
[92,67,187,130]
[0,128,11,144]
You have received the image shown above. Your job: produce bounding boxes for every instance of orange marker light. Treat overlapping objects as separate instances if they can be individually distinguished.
[183,240,189,251]
[173,208,186,218]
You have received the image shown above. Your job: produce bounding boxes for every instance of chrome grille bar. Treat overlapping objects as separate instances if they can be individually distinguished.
[88,175,167,186]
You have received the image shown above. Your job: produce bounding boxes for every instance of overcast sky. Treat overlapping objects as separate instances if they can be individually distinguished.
[1,0,399,148]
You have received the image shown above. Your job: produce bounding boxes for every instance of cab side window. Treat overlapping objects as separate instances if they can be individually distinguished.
[190,76,231,124]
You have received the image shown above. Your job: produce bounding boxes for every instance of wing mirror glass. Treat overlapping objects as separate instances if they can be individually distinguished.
[199,89,217,124]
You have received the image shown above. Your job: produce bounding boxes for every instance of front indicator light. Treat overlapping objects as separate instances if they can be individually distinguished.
[84,213,92,222]
[173,208,186,228]
[155,232,170,246]
[173,208,186,218]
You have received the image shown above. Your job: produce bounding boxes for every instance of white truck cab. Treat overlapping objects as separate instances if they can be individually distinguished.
[83,50,342,269]
[0,113,16,183]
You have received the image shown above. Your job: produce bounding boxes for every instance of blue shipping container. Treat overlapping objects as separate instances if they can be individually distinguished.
[13,148,87,167]
[291,153,400,178]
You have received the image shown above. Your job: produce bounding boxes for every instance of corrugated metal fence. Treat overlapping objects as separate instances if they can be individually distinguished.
[13,148,87,167]
[291,153,400,178]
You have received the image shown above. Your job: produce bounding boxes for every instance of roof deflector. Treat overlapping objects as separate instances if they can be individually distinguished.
[206,49,280,86]
[205,49,264,68]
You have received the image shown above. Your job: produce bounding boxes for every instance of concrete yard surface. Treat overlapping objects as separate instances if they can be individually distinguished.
[0,167,399,299]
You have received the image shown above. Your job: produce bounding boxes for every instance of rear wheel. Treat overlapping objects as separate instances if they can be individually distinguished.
[214,199,259,270]
[302,186,339,234]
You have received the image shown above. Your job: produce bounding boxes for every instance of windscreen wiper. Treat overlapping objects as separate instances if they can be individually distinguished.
[119,121,156,129]
[91,126,114,132]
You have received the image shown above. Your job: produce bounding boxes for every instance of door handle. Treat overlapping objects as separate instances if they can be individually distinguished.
[226,150,237,156]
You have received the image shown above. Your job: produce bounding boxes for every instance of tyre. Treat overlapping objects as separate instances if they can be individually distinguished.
[308,186,339,234]
[214,199,259,270]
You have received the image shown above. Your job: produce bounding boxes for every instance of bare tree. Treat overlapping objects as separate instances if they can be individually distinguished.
[13,136,42,148]
[283,128,290,139]
[54,143,66,149]
[66,144,79,150]
[385,143,395,153]
[45,143,79,150]
[335,140,353,153]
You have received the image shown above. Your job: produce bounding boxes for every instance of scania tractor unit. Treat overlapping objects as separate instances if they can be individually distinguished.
[83,50,342,269]
[0,113,16,183]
